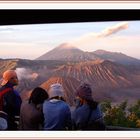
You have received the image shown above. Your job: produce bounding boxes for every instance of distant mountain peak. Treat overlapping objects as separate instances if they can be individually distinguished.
[36,43,140,65]
[56,43,80,50]
[36,43,85,61]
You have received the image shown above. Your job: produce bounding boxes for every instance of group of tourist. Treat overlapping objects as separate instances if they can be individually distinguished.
[0,70,105,130]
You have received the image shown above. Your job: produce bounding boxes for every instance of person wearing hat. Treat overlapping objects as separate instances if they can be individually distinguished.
[0,70,22,130]
[43,83,72,130]
[72,83,105,130]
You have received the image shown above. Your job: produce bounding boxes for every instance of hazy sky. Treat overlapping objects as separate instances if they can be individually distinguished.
[0,21,140,60]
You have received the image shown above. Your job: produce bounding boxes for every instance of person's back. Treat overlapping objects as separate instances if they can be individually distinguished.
[20,87,48,130]
[20,100,43,130]
[43,83,72,130]
[43,99,71,130]
[72,83,105,130]
[0,70,22,130]
[72,103,104,130]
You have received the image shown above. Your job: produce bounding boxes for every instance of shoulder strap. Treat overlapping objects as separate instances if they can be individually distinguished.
[82,107,92,130]
[86,106,106,130]
[87,107,92,124]
[0,88,12,96]
[0,88,12,110]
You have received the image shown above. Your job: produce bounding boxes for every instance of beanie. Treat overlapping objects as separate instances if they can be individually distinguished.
[48,83,64,98]
[76,83,93,101]
[1,70,17,86]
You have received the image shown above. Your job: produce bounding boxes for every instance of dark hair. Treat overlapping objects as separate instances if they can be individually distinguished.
[50,96,65,102]
[87,100,98,110]
[29,87,48,105]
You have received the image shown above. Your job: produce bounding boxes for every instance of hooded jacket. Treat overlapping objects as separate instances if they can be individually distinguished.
[0,83,22,130]
[43,99,72,130]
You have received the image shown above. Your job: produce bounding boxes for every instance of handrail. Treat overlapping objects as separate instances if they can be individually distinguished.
[106,125,140,130]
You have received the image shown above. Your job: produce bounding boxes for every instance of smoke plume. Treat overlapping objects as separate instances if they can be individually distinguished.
[15,68,38,81]
[97,22,128,37]
[69,22,129,48]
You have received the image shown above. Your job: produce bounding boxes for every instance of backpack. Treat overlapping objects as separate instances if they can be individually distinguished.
[84,108,106,130]
[0,88,12,111]
[85,117,106,130]
[0,111,8,130]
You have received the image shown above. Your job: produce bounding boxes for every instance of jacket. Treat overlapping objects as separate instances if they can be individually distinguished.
[20,100,44,130]
[43,99,72,130]
[0,83,22,130]
[72,104,105,130]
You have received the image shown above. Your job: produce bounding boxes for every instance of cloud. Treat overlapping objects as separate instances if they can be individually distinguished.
[70,22,129,47]
[97,22,128,37]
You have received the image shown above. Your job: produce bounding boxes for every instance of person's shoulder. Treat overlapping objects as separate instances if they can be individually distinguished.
[0,86,4,91]
[21,100,34,111]
[60,101,71,110]
[43,99,50,106]
[3,87,14,96]
[96,104,102,111]
[74,105,86,113]
[0,86,12,92]
[21,100,29,106]
[13,90,20,96]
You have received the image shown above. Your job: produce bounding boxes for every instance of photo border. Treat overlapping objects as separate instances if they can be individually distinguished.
[0,4,140,140]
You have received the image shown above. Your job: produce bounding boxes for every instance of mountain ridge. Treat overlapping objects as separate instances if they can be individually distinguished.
[0,58,140,105]
[36,43,140,65]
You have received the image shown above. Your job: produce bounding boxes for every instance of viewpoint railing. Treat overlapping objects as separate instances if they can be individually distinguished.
[106,125,140,130]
